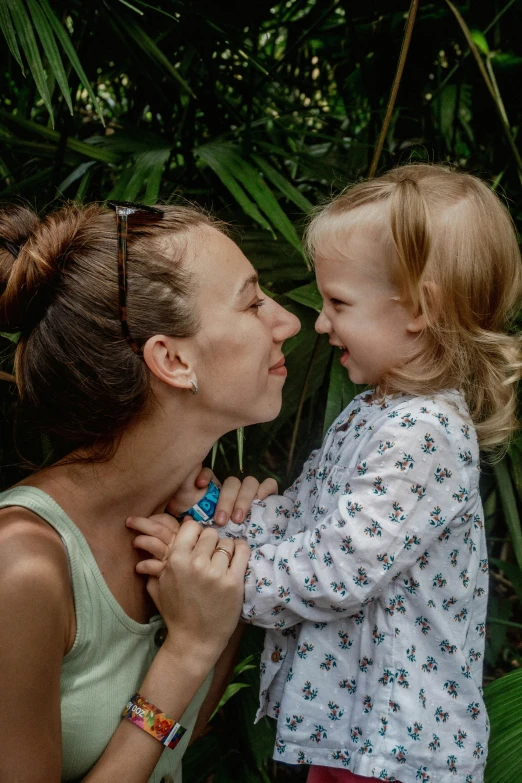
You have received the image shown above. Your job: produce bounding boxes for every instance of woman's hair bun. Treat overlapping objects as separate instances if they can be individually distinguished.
[0,202,88,331]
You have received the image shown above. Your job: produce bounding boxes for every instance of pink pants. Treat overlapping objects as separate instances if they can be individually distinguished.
[307,766,403,783]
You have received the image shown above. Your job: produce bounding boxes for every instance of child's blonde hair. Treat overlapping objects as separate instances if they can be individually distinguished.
[305,163,522,450]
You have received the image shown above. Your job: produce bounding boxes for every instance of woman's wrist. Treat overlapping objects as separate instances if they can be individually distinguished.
[160,634,222,675]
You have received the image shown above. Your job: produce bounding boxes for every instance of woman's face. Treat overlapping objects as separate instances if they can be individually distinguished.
[187,228,301,431]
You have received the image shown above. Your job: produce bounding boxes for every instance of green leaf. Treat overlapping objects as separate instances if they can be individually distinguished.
[196,144,273,234]
[251,153,314,214]
[285,280,322,311]
[471,29,490,55]
[112,12,196,98]
[57,160,96,194]
[0,1,24,72]
[38,0,104,124]
[489,557,522,606]
[493,459,522,571]
[210,682,250,721]
[7,0,54,123]
[213,145,306,258]
[323,356,360,436]
[237,427,244,473]
[484,669,522,783]
[26,0,73,114]
[0,331,21,343]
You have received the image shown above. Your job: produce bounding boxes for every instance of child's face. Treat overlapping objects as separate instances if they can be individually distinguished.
[314,226,423,386]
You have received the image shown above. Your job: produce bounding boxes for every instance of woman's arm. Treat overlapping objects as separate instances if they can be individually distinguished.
[0,512,72,782]
[0,513,249,783]
[189,624,244,743]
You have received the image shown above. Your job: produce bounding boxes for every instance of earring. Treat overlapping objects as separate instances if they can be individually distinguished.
[191,378,199,395]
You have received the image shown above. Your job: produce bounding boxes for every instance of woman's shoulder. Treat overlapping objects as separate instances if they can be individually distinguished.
[0,504,72,613]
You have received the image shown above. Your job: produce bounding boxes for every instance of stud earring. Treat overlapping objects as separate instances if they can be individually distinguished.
[191,378,199,395]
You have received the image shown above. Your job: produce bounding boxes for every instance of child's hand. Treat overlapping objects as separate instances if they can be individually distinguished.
[166,466,278,526]
[127,513,176,576]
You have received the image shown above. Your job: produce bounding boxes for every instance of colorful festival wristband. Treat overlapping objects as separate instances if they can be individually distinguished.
[180,480,221,523]
[122,692,186,750]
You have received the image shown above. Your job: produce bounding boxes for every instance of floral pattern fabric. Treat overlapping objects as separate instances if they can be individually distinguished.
[219,390,488,783]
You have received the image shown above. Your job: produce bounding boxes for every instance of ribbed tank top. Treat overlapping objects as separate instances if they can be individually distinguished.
[0,486,213,783]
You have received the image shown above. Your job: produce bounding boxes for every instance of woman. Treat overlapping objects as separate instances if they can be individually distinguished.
[0,201,300,782]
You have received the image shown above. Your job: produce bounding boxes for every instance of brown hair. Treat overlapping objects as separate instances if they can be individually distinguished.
[0,201,221,461]
[305,164,522,450]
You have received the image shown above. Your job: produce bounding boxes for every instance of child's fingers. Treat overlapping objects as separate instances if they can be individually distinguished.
[195,466,222,489]
[229,475,261,524]
[126,514,179,544]
[133,534,170,561]
[256,478,278,500]
[136,559,165,577]
[214,476,242,525]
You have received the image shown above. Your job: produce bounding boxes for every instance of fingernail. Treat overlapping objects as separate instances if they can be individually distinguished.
[216,511,226,525]
[233,509,243,523]
[126,517,132,525]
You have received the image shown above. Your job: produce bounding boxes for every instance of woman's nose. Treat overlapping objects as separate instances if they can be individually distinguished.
[315,308,331,334]
[272,301,301,342]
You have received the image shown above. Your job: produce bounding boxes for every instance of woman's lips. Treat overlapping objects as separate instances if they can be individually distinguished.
[269,357,287,376]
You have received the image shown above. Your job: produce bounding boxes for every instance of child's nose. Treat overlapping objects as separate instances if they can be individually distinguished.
[315,309,331,334]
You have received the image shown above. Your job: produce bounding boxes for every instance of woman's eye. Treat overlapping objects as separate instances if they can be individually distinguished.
[250,297,266,312]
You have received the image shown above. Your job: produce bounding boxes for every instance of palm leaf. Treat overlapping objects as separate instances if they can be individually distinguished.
[26,0,73,114]
[7,0,54,122]
[493,459,522,571]
[0,1,24,72]
[484,668,522,783]
[38,0,104,123]
[111,11,196,98]
[251,153,314,214]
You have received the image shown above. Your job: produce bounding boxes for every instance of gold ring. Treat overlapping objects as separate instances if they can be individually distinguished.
[214,546,233,565]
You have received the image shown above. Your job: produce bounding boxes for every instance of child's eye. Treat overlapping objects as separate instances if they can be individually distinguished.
[331,298,347,307]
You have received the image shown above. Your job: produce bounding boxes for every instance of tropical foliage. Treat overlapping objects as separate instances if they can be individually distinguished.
[1,1,522,780]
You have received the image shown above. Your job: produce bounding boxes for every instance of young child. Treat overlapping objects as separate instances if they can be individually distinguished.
[130,164,522,783]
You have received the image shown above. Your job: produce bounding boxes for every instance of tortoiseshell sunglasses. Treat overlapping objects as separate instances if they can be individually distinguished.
[107,200,164,356]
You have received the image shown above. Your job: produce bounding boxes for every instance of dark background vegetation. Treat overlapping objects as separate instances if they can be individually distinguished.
[1,1,522,780]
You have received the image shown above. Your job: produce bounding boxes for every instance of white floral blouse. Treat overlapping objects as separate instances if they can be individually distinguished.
[218,390,488,783]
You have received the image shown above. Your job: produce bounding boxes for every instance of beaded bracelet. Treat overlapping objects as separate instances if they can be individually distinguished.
[180,480,221,523]
[122,692,186,750]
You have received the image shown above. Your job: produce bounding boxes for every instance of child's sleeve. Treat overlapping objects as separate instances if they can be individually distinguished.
[242,413,471,629]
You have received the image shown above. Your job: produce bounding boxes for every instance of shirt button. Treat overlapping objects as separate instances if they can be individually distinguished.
[271,651,281,663]
[160,776,174,783]
[154,627,168,647]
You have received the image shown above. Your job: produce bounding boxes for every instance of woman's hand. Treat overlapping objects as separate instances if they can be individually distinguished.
[166,466,278,526]
[143,519,250,658]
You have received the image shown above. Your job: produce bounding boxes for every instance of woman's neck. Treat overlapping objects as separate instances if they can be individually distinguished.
[23,401,218,535]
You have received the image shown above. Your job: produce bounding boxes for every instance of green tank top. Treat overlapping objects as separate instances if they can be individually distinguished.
[0,486,213,783]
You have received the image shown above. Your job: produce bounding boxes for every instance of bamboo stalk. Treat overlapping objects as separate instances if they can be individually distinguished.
[445,0,522,181]
[368,0,420,179]
[0,370,15,383]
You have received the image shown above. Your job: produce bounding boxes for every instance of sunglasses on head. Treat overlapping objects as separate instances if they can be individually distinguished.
[107,200,164,356]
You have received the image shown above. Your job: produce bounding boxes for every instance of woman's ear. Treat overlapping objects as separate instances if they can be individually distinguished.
[142,335,197,392]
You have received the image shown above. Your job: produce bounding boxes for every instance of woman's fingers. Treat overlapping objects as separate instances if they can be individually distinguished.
[256,477,278,500]
[211,537,236,574]
[133,534,170,561]
[228,538,250,579]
